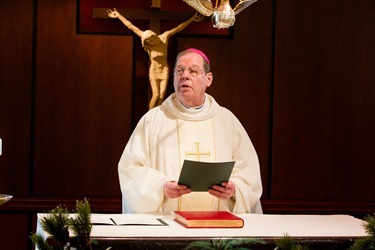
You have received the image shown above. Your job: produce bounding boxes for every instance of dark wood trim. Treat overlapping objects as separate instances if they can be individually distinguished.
[262,199,375,217]
[0,196,122,213]
[1,197,373,217]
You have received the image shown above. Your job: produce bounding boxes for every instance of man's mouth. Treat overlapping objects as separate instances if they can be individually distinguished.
[179,82,191,89]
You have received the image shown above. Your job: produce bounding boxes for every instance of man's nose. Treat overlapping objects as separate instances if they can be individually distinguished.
[181,69,191,78]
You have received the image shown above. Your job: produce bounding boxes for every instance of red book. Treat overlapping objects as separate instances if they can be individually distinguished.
[174,211,244,228]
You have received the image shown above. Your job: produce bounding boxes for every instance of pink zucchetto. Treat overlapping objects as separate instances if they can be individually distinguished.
[185,48,210,65]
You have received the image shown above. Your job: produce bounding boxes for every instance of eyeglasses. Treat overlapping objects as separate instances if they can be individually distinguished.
[174,67,205,77]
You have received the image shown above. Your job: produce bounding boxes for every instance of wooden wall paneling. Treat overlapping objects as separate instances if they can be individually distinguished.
[0,214,29,249]
[33,0,133,196]
[175,0,275,199]
[130,38,150,127]
[271,1,375,200]
[0,0,33,195]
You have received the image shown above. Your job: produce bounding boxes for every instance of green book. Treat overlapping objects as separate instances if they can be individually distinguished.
[177,160,235,191]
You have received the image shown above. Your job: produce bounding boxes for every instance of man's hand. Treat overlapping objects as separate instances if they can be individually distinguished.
[208,180,236,200]
[164,181,191,199]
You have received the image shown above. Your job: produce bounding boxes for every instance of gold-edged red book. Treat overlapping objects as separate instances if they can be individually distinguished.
[174,211,244,228]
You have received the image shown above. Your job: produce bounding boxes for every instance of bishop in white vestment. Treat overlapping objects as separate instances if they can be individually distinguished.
[118,48,263,214]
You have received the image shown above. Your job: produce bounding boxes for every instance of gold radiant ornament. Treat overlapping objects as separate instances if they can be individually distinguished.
[0,194,12,206]
[183,0,257,29]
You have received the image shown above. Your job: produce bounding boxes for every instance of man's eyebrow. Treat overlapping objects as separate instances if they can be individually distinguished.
[175,64,200,68]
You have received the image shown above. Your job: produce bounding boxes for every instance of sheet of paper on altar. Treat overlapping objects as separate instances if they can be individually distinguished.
[91,213,167,226]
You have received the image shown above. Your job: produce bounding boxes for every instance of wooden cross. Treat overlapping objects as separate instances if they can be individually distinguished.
[93,2,195,34]
[185,142,211,161]
[89,0,225,125]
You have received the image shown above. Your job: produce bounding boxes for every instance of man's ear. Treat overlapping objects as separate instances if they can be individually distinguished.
[206,72,213,87]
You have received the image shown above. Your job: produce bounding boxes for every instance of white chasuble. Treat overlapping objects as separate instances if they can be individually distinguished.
[119,93,263,214]
[177,118,219,211]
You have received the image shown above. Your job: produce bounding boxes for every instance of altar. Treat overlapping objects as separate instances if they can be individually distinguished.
[36,213,368,249]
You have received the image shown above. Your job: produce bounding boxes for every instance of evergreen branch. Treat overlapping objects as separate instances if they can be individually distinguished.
[40,205,70,249]
[69,198,94,250]
[274,233,310,250]
[29,233,53,250]
[363,214,375,236]
[30,199,98,250]
[184,238,266,250]
[350,214,375,250]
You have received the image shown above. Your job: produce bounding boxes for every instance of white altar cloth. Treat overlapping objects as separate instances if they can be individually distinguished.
[36,213,367,239]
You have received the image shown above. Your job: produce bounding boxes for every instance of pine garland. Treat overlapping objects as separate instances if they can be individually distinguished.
[183,238,266,250]
[30,198,95,250]
[274,234,310,250]
[350,214,375,250]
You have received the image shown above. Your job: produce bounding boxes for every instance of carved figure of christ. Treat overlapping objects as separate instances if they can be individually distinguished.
[94,3,203,109]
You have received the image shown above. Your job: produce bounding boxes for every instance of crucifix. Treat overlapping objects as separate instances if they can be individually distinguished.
[93,0,197,34]
[185,142,211,161]
[94,2,203,110]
